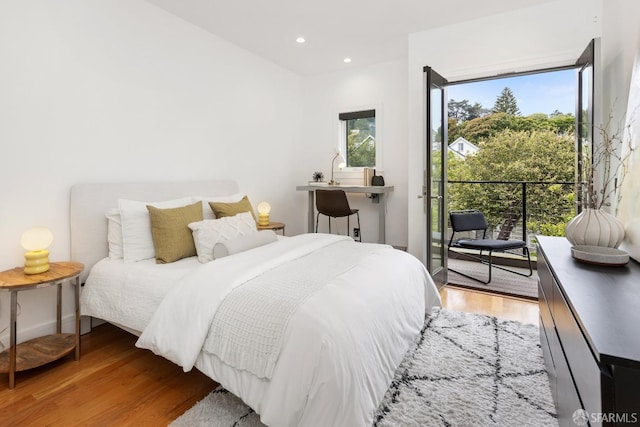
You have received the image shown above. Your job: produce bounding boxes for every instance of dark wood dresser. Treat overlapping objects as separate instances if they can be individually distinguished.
[537,236,640,426]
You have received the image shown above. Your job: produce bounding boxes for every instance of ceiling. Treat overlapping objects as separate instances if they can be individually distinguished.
[146,0,557,76]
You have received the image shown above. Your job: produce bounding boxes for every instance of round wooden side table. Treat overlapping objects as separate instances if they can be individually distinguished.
[0,261,83,389]
[257,221,286,235]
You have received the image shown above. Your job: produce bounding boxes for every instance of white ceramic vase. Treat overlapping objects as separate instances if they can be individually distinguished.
[565,208,625,248]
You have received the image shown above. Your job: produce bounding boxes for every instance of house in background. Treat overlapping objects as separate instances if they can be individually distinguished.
[448,137,479,159]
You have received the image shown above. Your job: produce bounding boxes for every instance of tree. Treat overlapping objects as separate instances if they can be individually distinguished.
[447,92,576,237]
[453,112,522,143]
[451,112,575,144]
[448,129,575,234]
[492,87,520,116]
[346,118,375,167]
[548,113,575,135]
[448,99,489,122]
[447,117,461,143]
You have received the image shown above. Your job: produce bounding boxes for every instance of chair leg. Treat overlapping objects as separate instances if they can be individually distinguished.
[486,251,493,284]
[347,216,350,238]
[448,247,533,285]
[328,216,331,234]
[315,212,320,233]
[356,212,361,242]
[487,247,533,278]
[448,250,493,284]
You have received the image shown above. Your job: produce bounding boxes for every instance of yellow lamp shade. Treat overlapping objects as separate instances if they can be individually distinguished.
[21,227,53,274]
[257,202,271,226]
[257,202,271,214]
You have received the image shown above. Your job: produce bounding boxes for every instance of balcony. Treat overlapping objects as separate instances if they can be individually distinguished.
[448,179,576,246]
[445,179,576,298]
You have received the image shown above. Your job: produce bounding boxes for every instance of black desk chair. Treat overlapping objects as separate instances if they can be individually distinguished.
[315,189,361,241]
[448,210,532,284]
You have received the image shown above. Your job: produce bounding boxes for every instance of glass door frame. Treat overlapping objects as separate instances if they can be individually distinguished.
[575,38,601,214]
[424,66,448,288]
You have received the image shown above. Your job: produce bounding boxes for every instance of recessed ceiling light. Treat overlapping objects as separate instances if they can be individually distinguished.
[296,37,306,44]
[343,58,352,63]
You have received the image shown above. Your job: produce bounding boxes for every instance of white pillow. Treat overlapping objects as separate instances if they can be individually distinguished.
[195,193,245,219]
[188,212,257,263]
[119,197,194,263]
[213,230,278,259]
[106,208,123,259]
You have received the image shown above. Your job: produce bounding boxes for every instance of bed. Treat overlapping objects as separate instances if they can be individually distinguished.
[71,180,441,427]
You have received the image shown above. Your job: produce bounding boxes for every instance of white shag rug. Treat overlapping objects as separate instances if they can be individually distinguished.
[170,308,557,427]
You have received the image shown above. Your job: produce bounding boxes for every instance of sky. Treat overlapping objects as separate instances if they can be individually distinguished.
[447,69,576,116]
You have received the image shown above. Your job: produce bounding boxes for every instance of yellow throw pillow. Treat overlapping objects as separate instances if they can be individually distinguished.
[209,195,257,221]
[147,201,203,263]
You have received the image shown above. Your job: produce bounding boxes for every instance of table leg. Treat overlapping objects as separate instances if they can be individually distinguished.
[378,193,387,244]
[74,276,81,360]
[56,283,62,334]
[9,291,17,389]
[307,190,315,233]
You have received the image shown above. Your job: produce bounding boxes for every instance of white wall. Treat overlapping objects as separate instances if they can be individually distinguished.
[601,0,640,252]
[407,0,602,262]
[0,0,302,345]
[296,59,409,246]
[601,0,640,133]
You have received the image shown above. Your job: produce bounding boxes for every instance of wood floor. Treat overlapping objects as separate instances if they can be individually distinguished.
[440,285,539,325]
[0,286,538,426]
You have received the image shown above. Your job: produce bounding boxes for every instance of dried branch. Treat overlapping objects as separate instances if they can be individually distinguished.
[585,110,635,210]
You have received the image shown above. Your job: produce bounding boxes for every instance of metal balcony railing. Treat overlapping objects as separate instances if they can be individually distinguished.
[447,180,576,247]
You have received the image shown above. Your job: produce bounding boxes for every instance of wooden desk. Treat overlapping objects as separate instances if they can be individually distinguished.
[296,185,394,244]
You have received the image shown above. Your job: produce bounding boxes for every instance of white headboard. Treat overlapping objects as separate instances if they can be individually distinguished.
[70,180,240,282]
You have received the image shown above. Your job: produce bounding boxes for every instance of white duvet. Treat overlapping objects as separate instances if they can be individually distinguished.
[86,234,441,427]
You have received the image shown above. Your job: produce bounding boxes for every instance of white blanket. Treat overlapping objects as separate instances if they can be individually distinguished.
[136,233,351,370]
[80,256,200,333]
[137,233,441,427]
[205,239,383,379]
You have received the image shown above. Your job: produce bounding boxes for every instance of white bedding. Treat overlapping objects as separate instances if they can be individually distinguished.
[204,237,382,380]
[80,256,200,333]
[82,233,441,427]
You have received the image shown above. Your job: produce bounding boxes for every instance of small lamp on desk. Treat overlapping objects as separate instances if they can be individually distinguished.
[329,152,346,186]
[20,227,53,274]
[257,202,271,226]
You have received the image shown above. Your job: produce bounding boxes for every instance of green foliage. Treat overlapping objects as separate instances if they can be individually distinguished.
[448,99,490,121]
[346,118,375,167]
[549,114,575,134]
[446,88,577,238]
[449,112,575,144]
[448,129,575,236]
[452,112,519,143]
[447,117,461,143]
[527,220,571,238]
[492,87,521,115]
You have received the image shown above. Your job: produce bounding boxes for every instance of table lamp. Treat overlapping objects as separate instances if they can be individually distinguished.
[21,227,53,274]
[257,202,271,226]
[329,152,346,186]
